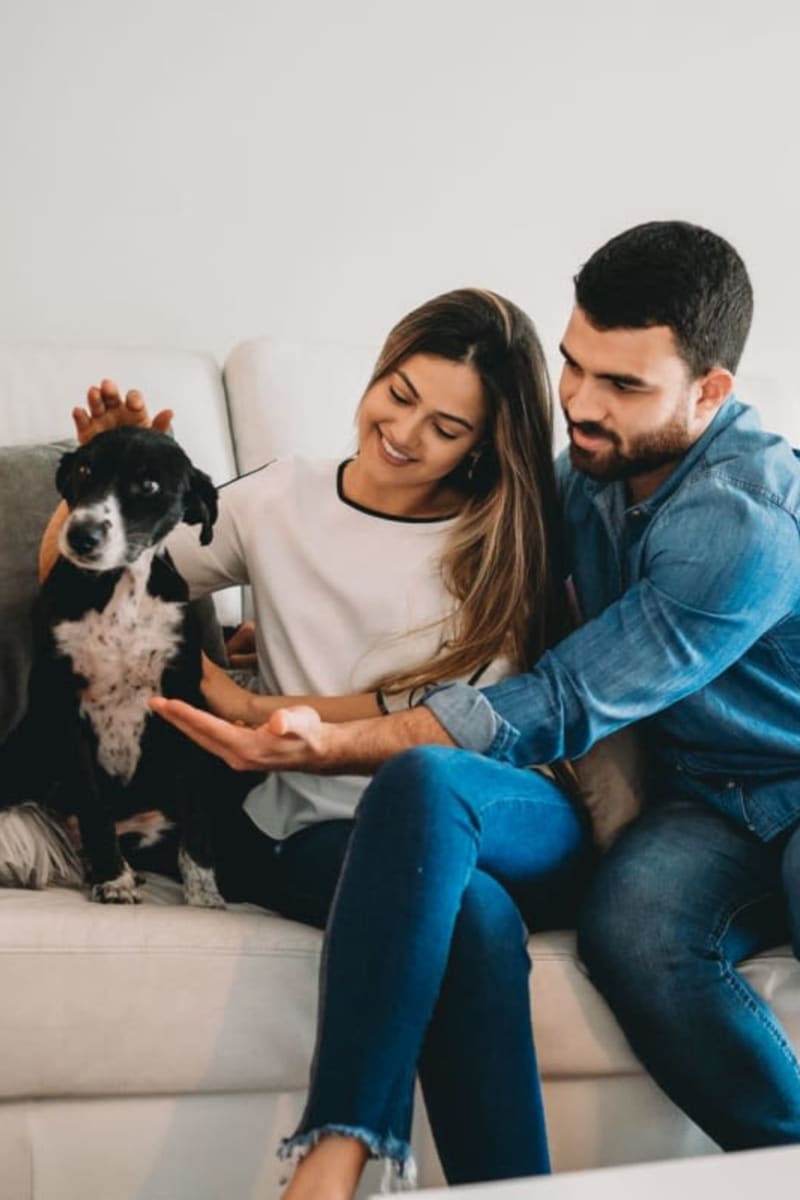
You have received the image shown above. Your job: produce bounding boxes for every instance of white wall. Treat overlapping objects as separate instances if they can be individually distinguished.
[1,0,798,417]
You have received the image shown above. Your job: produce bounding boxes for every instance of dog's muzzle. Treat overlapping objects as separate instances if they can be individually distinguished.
[66,516,111,560]
[60,494,128,571]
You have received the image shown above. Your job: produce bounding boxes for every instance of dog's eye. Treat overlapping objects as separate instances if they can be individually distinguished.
[77,464,91,480]
[131,479,160,496]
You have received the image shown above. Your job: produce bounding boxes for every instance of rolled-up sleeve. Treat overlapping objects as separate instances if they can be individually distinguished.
[423,681,518,756]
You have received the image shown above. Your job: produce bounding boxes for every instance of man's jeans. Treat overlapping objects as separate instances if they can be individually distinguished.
[215,747,590,1186]
[578,795,800,1149]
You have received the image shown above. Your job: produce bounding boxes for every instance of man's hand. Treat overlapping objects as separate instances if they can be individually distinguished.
[149,698,332,771]
[73,379,173,445]
[149,696,454,774]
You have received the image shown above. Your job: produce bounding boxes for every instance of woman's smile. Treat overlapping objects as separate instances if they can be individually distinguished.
[376,428,416,466]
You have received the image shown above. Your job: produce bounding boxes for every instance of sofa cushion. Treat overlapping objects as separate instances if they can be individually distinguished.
[0,878,797,1100]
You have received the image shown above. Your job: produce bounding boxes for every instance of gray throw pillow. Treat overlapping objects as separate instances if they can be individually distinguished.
[0,440,71,742]
[0,440,226,745]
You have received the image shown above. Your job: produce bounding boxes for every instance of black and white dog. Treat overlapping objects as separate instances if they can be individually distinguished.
[3,426,225,906]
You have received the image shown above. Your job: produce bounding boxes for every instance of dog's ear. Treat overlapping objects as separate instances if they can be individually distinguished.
[184,468,218,545]
[55,448,80,505]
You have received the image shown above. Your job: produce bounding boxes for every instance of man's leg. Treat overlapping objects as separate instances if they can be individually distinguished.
[578,797,800,1148]
[781,821,800,959]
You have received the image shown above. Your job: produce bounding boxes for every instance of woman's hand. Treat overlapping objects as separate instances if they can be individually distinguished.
[149,697,329,772]
[73,379,173,445]
[225,620,258,671]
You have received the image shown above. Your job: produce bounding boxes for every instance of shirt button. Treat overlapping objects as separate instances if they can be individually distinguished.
[725,780,737,789]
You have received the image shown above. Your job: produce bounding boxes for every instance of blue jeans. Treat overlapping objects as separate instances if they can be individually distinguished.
[213,747,590,1185]
[577,794,800,1149]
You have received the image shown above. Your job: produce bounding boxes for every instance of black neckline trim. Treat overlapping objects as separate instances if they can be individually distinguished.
[336,460,459,524]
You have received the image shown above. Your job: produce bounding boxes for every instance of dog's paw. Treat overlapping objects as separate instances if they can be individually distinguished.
[178,848,226,909]
[91,863,141,904]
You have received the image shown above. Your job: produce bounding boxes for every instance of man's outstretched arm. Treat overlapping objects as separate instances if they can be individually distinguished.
[149,698,454,775]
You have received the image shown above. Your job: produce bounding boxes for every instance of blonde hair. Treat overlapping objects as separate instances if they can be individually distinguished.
[369,288,567,696]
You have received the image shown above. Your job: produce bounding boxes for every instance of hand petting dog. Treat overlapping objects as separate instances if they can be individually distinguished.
[73,379,173,444]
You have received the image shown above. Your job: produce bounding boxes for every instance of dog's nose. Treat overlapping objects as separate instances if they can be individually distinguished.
[67,519,110,557]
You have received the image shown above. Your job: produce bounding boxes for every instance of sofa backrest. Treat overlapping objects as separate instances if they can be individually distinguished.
[223,337,375,472]
[222,340,799,467]
[0,341,235,482]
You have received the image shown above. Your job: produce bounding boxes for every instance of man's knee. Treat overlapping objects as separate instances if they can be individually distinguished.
[577,851,686,988]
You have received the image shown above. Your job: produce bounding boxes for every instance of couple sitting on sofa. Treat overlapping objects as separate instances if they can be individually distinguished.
[39,220,800,1199]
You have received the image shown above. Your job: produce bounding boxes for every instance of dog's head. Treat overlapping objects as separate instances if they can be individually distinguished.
[56,427,218,571]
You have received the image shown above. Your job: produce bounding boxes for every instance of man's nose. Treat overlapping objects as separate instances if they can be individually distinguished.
[560,371,605,424]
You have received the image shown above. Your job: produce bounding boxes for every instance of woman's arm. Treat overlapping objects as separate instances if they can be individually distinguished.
[201,655,382,725]
[38,381,173,581]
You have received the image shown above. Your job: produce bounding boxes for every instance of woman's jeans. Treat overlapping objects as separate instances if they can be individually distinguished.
[578,794,800,1150]
[213,746,591,1186]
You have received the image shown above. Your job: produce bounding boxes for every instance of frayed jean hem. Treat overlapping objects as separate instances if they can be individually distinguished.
[279,1125,417,1193]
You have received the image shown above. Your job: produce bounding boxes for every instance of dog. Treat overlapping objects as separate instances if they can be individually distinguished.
[1,426,225,906]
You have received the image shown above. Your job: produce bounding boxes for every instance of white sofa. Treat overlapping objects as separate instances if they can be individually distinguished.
[1,338,798,1200]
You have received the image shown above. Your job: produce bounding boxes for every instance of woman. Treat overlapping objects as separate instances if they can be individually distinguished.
[56,290,590,1196]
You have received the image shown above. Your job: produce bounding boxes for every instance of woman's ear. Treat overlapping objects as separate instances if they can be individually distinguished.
[183,468,219,545]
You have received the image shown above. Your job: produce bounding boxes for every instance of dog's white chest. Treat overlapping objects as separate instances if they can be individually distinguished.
[53,562,185,783]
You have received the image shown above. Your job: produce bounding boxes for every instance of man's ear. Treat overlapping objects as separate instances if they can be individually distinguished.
[694,367,735,427]
[183,468,218,545]
[55,449,79,504]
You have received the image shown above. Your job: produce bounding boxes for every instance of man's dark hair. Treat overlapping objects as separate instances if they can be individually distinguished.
[574,221,754,376]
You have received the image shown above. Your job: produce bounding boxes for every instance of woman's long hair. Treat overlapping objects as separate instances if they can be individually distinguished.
[369,288,568,695]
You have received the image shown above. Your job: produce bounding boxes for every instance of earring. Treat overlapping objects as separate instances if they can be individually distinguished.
[467,453,480,482]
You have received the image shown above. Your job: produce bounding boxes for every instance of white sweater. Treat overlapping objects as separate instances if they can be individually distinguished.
[167,457,509,839]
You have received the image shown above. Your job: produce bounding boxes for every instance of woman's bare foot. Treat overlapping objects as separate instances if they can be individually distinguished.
[72,378,173,445]
[281,1135,368,1200]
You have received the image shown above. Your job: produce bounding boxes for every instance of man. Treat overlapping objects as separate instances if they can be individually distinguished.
[154,220,800,1151]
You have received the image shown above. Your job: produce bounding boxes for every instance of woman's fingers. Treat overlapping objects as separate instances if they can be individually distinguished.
[268,706,321,739]
[225,620,256,657]
[152,408,174,433]
[72,380,174,444]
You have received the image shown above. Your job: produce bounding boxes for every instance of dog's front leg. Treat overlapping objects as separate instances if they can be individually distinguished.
[71,743,141,904]
[175,745,226,910]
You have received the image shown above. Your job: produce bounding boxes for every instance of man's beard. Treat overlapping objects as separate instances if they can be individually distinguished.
[567,417,694,484]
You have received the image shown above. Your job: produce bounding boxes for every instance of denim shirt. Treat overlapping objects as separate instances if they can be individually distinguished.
[425,398,800,839]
